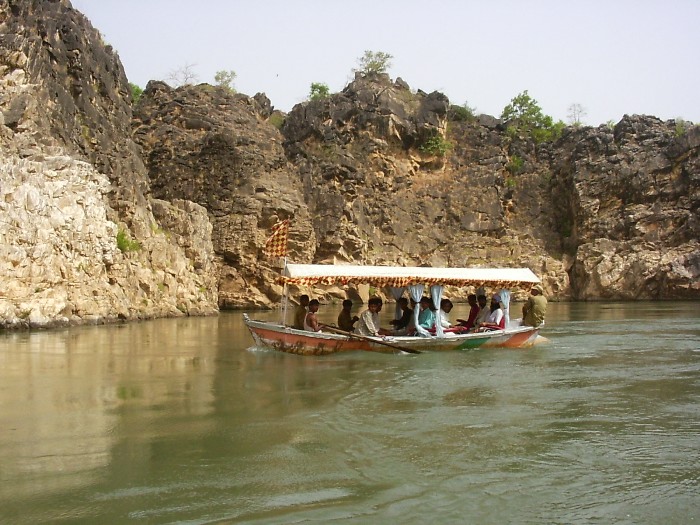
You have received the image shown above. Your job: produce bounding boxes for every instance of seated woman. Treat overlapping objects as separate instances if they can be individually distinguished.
[415,296,436,333]
[476,294,506,332]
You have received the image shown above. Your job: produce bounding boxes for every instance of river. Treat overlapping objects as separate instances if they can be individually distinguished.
[0,301,698,524]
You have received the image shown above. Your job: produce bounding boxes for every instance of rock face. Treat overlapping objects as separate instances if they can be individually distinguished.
[1,1,698,329]
[0,0,217,327]
[132,81,316,307]
[135,72,698,306]
[550,116,700,299]
[134,73,571,305]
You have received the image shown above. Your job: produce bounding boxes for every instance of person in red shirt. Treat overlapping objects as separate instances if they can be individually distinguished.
[456,294,480,331]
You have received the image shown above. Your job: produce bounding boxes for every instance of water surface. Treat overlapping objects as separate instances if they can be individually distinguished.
[0,302,698,524]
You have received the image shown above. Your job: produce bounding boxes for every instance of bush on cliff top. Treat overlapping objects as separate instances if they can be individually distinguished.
[309,82,330,101]
[355,50,393,76]
[501,90,564,143]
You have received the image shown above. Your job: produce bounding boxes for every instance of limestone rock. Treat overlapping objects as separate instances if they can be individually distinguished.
[550,115,699,299]
[0,0,217,327]
[132,81,315,309]
[2,1,698,328]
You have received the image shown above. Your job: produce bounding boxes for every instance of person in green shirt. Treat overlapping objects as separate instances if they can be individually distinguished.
[522,286,547,327]
[417,297,436,330]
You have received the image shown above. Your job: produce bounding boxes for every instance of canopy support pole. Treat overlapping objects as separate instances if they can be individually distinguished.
[281,257,288,326]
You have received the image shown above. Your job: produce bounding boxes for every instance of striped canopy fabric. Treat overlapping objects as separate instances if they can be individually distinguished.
[280,264,540,289]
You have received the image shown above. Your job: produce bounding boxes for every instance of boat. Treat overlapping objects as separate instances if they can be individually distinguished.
[244,264,544,355]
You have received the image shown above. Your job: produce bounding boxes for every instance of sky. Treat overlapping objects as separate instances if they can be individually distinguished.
[70,0,700,126]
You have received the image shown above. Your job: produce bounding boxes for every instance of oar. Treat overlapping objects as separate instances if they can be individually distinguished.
[323,326,421,354]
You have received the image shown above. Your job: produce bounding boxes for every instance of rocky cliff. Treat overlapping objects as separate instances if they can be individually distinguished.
[134,71,698,306]
[550,117,699,299]
[131,81,315,308]
[1,2,698,329]
[0,0,217,328]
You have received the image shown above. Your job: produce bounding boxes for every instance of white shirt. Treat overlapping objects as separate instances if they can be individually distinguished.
[486,308,504,327]
[439,309,452,328]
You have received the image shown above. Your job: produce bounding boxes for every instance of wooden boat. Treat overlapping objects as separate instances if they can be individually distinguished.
[244,264,544,355]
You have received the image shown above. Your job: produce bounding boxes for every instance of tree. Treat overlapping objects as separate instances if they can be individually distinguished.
[166,63,198,87]
[129,83,143,104]
[501,90,545,126]
[567,103,587,127]
[214,70,237,92]
[355,50,393,75]
[501,90,563,143]
[309,82,330,101]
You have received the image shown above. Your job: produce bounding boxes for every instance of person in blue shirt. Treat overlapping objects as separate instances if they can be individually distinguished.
[417,296,436,330]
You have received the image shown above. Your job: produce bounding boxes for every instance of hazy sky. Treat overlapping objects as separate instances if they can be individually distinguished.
[71,0,699,126]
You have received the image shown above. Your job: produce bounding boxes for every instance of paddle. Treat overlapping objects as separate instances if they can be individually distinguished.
[323,325,421,354]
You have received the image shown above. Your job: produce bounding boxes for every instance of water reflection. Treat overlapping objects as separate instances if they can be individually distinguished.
[0,317,222,513]
[0,302,698,524]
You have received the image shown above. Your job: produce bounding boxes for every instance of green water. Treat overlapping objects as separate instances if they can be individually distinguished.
[0,302,698,524]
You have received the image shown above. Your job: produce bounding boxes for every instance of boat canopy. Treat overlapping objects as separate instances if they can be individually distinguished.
[281,264,540,288]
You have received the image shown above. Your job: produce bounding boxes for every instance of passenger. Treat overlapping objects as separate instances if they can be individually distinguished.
[477,294,506,331]
[473,294,490,329]
[417,297,437,331]
[293,294,310,330]
[439,299,454,328]
[355,297,390,337]
[456,294,479,331]
[337,299,360,332]
[389,297,413,334]
[522,285,547,327]
[304,299,324,332]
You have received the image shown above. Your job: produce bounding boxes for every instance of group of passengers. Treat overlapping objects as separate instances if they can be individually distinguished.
[292,286,546,336]
[415,293,505,334]
[293,294,386,336]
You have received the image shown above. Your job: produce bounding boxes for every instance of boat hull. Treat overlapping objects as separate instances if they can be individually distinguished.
[243,315,541,355]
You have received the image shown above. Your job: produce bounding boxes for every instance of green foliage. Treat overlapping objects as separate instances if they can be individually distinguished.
[501,90,563,143]
[268,112,285,129]
[501,90,541,124]
[116,229,141,252]
[675,117,688,137]
[309,82,330,101]
[214,69,237,92]
[606,120,616,130]
[419,133,452,157]
[531,118,565,143]
[356,50,393,75]
[449,101,477,122]
[129,83,143,104]
[506,155,524,174]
